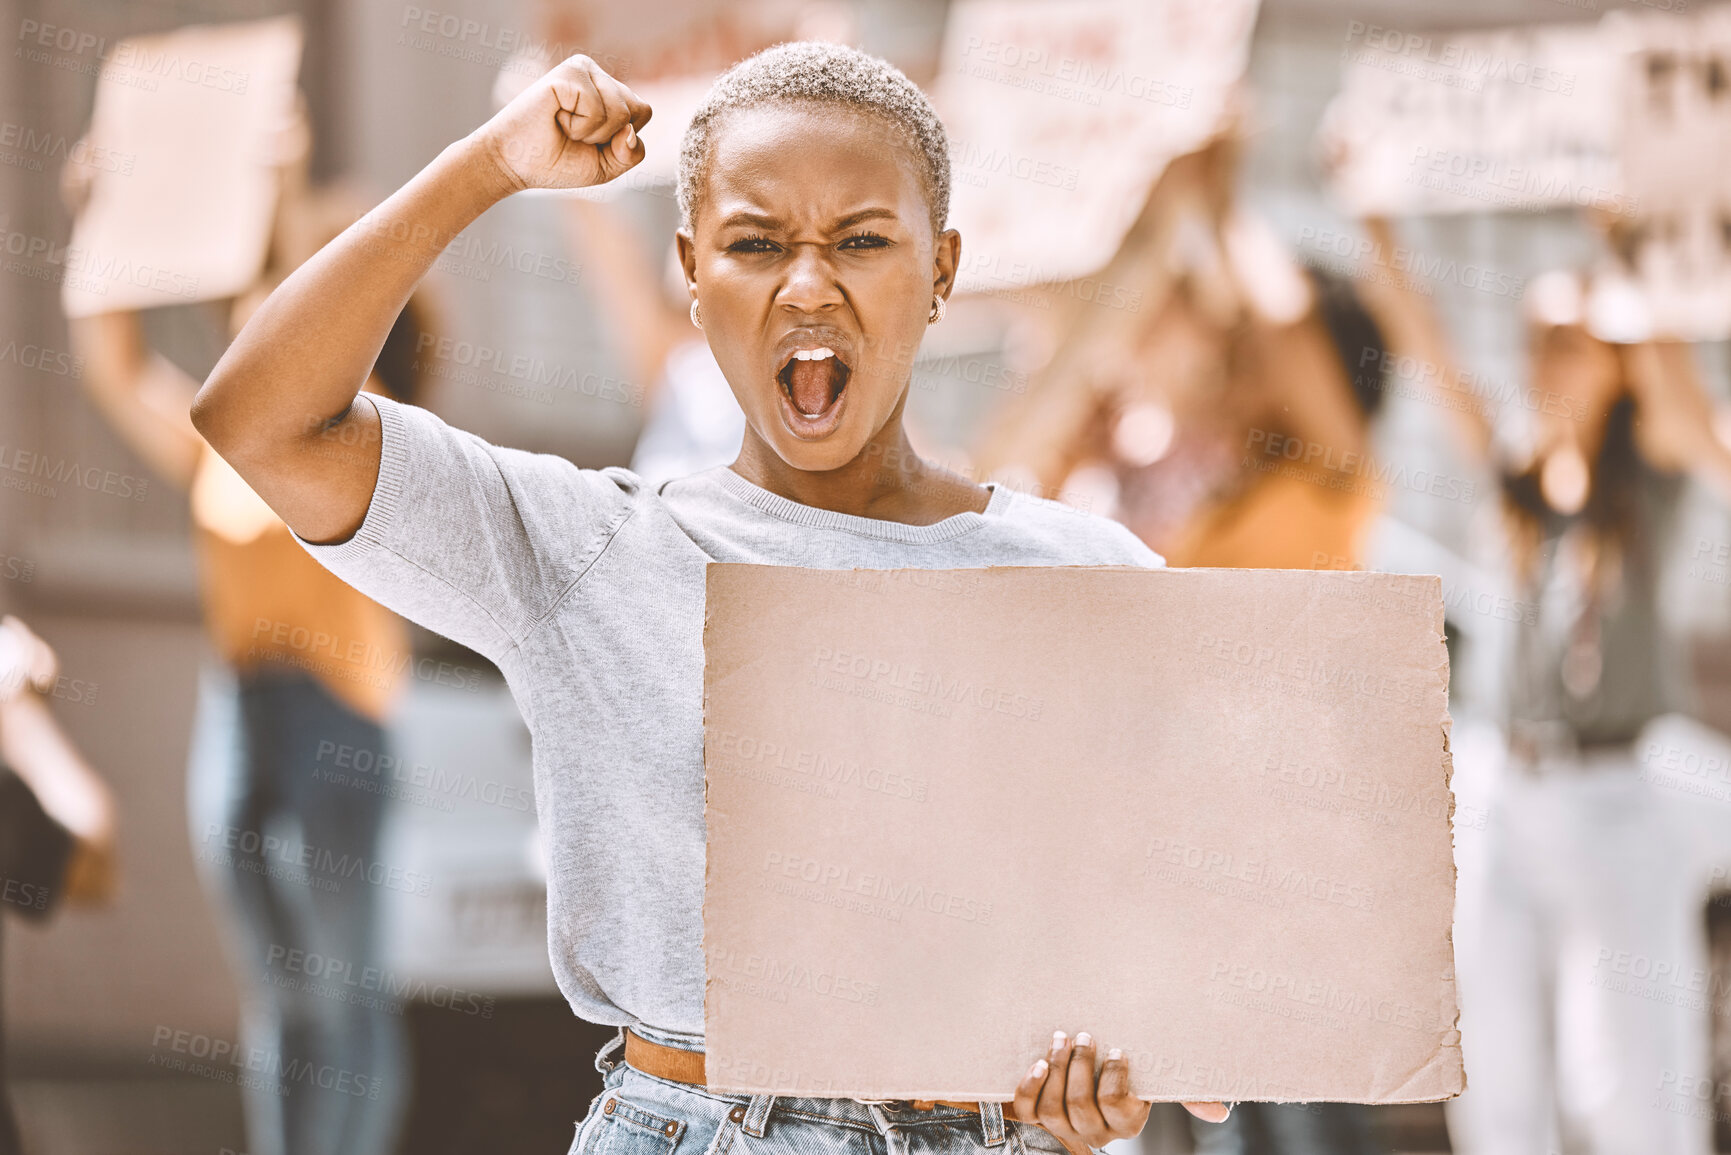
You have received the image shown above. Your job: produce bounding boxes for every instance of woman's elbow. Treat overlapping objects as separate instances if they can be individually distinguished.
[189,376,247,457]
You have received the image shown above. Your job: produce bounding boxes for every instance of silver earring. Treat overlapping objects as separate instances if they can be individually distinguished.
[928,294,947,325]
[690,299,703,329]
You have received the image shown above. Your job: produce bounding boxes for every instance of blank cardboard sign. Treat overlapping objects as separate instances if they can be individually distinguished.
[61,16,303,318]
[702,565,1461,1104]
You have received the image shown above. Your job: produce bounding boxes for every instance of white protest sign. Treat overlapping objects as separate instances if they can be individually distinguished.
[932,0,1260,293]
[1322,20,1628,218]
[61,16,303,318]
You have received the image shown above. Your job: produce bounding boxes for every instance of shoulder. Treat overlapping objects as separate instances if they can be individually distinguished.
[992,485,1166,568]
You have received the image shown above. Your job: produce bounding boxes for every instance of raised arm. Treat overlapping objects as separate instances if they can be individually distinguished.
[1354,216,1492,462]
[67,311,204,491]
[190,55,651,544]
[1624,338,1731,508]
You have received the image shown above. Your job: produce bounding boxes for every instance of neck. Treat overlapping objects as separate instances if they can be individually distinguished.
[729,404,985,523]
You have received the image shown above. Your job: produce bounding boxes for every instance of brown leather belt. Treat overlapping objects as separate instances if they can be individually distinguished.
[623,1029,988,1114]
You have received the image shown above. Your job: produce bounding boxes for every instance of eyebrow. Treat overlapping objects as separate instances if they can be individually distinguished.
[715,207,901,231]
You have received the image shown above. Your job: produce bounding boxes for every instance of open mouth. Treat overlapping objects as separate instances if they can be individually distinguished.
[775,344,853,435]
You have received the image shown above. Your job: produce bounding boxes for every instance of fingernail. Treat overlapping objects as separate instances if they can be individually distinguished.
[1029,1059,1047,1078]
[1074,1032,1092,1048]
[1107,1048,1122,1061]
[624,124,636,148]
[1051,1030,1066,1050]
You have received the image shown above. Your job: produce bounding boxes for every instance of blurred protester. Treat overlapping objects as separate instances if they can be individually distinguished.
[976,130,1387,577]
[61,106,432,1155]
[0,615,117,1154]
[1357,211,1731,1155]
[974,125,1393,1155]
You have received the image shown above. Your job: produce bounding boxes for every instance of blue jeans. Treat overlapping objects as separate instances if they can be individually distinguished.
[573,1030,1073,1155]
[186,662,408,1155]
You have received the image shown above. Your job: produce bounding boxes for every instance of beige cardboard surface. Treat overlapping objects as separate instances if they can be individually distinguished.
[703,565,1461,1103]
[61,16,302,318]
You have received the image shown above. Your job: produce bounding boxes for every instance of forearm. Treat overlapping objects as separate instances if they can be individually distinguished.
[192,133,513,461]
[0,692,114,849]
[68,312,202,490]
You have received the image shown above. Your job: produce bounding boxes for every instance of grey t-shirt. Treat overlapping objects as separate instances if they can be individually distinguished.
[297,393,1165,1049]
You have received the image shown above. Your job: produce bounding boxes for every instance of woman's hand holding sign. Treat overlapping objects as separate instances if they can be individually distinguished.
[1010,1029,1230,1155]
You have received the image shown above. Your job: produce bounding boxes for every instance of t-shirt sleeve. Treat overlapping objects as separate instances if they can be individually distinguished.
[292,393,637,666]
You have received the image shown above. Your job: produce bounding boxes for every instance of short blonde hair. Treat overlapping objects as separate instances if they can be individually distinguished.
[677,41,950,235]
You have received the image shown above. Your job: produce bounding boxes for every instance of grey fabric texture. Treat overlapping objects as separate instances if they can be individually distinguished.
[295,393,1164,1047]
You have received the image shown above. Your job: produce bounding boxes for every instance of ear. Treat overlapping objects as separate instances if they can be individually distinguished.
[676,228,699,299]
[932,228,961,301]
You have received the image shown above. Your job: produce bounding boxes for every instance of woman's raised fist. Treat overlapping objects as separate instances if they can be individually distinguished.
[470,54,652,194]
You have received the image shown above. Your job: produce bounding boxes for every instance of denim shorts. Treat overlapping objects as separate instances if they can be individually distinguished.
[569,1029,1075,1155]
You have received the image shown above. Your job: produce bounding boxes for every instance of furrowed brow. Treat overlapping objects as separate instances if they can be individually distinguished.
[832,207,899,229]
[717,211,781,230]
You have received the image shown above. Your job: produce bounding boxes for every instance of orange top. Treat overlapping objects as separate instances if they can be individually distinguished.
[188,446,406,721]
[1162,470,1380,572]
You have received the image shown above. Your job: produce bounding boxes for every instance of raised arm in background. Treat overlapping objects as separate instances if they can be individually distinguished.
[1352,215,1493,464]
[67,312,203,492]
[190,56,651,544]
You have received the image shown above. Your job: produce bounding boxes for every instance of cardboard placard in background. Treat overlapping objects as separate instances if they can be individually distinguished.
[1613,5,1731,339]
[931,0,1260,293]
[1321,21,1624,218]
[61,16,303,318]
[702,565,1461,1103]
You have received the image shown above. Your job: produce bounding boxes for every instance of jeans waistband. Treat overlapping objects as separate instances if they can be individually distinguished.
[593,1027,1011,1147]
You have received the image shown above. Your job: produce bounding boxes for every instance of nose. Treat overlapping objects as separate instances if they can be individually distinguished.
[776,243,845,315]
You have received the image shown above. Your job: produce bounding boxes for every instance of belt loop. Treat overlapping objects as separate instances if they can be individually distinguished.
[595,1026,627,1075]
[979,1101,1006,1147]
[742,1093,776,1138]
